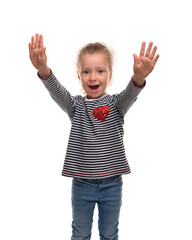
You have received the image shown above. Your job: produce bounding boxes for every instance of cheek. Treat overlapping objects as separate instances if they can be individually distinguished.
[101,75,110,85]
[81,79,88,88]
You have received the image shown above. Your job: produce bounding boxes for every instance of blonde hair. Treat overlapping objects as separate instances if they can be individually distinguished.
[77,42,113,71]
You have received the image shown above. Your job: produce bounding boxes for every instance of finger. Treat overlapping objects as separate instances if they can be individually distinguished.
[31,36,35,50]
[139,42,146,57]
[149,46,157,60]
[35,33,40,49]
[145,42,153,57]
[29,43,32,52]
[152,54,160,65]
[39,34,44,48]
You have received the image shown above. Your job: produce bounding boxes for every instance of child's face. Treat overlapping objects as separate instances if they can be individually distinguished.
[78,53,112,99]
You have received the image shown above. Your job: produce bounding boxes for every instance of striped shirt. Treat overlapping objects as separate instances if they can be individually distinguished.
[40,72,145,179]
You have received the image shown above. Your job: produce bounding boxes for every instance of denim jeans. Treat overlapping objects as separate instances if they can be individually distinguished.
[71,175,123,240]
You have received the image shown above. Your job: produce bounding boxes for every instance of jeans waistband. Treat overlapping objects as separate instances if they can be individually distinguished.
[73,175,121,184]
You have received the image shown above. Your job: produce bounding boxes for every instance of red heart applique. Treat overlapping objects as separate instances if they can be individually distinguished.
[92,105,110,122]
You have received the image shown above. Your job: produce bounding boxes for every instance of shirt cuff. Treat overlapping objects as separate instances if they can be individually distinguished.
[131,77,146,90]
[37,69,53,82]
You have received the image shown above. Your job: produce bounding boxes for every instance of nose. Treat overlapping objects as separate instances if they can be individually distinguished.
[90,71,97,81]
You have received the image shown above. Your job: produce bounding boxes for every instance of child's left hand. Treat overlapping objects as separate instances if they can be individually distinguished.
[133,42,159,87]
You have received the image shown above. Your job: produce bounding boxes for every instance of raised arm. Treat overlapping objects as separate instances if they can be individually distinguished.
[29,33,51,79]
[29,33,77,119]
[132,42,159,87]
[114,42,159,116]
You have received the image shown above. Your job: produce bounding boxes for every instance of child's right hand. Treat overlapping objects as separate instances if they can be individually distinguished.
[29,34,50,79]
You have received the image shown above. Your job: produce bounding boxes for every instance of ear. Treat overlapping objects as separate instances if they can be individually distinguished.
[109,69,113,81]
[77,71,80,80]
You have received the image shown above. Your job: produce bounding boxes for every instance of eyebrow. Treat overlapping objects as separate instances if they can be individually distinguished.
[81,66,107,70]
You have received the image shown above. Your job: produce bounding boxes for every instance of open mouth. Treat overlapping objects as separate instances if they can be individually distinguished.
[89,85,100,91]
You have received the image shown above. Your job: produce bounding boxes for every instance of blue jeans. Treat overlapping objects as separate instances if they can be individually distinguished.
[71,175,123,240]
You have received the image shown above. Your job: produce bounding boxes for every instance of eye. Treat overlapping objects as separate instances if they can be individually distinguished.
[83,70,89,74]
[98,70,103,74]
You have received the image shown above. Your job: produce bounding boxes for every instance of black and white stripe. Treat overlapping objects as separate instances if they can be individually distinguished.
[40,72,144,179]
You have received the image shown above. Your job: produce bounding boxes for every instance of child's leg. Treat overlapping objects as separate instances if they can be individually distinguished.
[97,176,123,240]
[71,178,97,240]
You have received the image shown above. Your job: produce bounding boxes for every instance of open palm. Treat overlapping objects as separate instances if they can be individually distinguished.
[133,42,159,79]
[29,34,47,71]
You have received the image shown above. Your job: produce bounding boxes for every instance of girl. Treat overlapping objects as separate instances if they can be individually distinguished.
[29,34,159,240]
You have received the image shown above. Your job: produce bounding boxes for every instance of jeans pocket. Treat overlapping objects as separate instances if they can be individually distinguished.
[114,175,123,184]
[73,178,84,183]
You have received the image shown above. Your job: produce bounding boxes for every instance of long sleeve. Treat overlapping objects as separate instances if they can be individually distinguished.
[113,78,145,117]
[38,72,77,120]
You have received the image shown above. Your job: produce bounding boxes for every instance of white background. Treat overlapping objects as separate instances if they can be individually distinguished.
[1,0,192,239]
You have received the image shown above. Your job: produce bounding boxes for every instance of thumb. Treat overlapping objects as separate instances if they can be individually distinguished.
[40,47,47,57]
[43,47,46,54]
[133,54,139,65]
